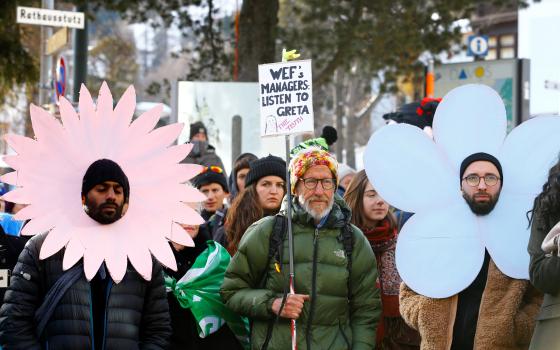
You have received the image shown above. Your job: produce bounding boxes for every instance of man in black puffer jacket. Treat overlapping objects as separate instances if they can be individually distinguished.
[0,159,171,349]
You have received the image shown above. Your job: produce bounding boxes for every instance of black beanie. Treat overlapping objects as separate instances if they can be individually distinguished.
[82,159,130,200]
[460,152,503,185]
[189,121,207,140]
[245,155,286,187]
[320,126,338,146]
[192,167,229,192]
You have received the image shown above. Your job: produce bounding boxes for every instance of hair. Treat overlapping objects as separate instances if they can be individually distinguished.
[344,170,397,230]
[529,157,560,230]
[225,181,285,255]
[234,153,258,175]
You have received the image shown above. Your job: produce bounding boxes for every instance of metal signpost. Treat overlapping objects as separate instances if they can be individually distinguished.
[16,4,84,107]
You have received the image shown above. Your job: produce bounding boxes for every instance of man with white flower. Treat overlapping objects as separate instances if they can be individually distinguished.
[399,152,542,350]
[363,84,557,350]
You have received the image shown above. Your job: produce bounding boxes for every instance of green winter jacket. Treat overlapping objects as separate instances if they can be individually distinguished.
[221,195,381,350]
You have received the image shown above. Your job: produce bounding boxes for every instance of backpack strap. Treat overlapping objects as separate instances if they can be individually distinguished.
[258,215,287,288]
[259,215,288,350]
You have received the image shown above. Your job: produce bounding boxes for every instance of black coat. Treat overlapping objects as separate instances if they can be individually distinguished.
[165,227,242,350]
[0,226,29,305]
[0,232,171,350]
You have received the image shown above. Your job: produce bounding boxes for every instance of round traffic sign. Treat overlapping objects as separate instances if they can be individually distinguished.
[55,56,66,101]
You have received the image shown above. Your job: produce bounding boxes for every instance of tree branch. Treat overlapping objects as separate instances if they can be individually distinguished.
[312,0,363,87]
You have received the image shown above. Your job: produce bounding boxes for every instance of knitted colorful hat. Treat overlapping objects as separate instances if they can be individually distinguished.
[288,146,338,194]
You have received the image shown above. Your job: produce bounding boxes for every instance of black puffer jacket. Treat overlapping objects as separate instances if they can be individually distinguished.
[0,232,171,350]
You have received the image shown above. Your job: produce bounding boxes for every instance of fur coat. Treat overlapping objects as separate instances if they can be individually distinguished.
[400,259,542,350]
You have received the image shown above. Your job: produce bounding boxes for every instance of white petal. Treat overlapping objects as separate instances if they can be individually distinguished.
[396,201,485,298]
[364,124,457,213]
[39,226,71,259]
[499,116,560,195]
[479,192,531,280]
[433,84,506,170]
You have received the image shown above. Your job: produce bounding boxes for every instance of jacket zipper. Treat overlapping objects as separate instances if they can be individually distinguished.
[102,280,113,350]
[306,228,320,350]
[89,287,95,350]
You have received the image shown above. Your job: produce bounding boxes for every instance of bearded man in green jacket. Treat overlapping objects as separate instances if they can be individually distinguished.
[221,145,380,350]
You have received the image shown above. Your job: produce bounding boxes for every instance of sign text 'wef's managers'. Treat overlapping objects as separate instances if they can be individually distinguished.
[260,65,311,117]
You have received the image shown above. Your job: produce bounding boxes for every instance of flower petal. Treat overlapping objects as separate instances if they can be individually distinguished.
[63,238,85,270]
[499,116,560,195]
[396,201,485,298]
[167,222,196,247]
[433,84,506,170]
[364,124,457,213]
[480,192,531,280]
[39,226,72,259]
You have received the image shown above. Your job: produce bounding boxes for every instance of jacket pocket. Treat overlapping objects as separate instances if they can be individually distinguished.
[536,302,560,321]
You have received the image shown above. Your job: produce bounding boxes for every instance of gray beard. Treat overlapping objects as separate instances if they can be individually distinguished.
[298,194,334,221]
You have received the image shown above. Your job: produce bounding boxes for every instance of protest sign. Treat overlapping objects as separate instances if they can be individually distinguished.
[258,60,314,137]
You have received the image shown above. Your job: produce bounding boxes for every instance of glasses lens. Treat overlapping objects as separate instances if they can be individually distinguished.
[304,178,318,189]
[484,175,498,186]
[322,179,335,190]
[465,175,480,187]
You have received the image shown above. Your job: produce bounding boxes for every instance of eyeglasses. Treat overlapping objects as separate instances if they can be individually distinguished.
[200,165,224,174]
[462,174,500,187]
[300,178,337,190]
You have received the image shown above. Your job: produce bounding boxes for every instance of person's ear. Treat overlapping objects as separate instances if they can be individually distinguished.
[122,203,129,216]
[81,195,86,205]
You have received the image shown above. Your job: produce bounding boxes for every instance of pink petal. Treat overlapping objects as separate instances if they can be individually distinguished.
[78,84,95,121]
[62,238,85,270]
[105,243,128,284]
[127,238,153,280]
[2,188,32,206]
[167,222,195,247]
[21,212,57,236]
[4,134,36,155]
[149,237,177,271]
[113,85,136,128]
[39,226,72,259]
[83,248,105,281]
[58,96,80,134]
[0,171,18,186]
[128,104,162,137]
[96,82,114,122]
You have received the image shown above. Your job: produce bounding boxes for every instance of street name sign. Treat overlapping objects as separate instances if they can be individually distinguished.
[16,6,84,29]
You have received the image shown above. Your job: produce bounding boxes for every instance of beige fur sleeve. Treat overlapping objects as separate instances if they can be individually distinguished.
[399,282,427,331]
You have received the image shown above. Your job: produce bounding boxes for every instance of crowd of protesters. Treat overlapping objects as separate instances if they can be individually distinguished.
[0,100,559,350]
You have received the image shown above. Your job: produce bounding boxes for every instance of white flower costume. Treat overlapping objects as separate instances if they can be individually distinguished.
[1,83,206,283]
[364,84,560,298]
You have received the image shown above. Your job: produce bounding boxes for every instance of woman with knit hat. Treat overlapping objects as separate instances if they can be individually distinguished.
[222,155,286,255]
[344,170,420,350]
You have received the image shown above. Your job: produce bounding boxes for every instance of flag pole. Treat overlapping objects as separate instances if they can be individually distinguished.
[284,133,297,350]
[281,47,298,350]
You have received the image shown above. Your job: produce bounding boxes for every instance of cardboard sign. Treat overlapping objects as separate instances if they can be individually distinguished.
[258,60,314,137]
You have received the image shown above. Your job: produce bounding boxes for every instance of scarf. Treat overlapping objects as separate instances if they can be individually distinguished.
[363,220,401,317]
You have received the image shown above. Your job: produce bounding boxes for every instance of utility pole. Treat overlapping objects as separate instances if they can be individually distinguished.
[72,4,88,102]
[39,0,54,107]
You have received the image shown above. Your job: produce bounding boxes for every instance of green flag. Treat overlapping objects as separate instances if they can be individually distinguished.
[165,241,250,349]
